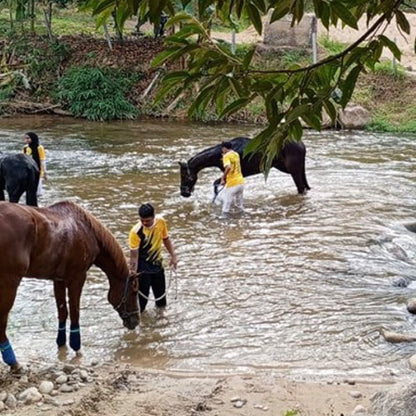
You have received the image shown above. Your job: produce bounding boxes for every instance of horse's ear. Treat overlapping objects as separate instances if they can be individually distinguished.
[178,161,186,168]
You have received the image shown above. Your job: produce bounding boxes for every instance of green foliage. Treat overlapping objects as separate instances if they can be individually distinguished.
[26,42,70,80]
[0,85,16,101]
[284,411,299,416]
[319,36,347,55]
[135,0,412,172]
[55,66,139,121]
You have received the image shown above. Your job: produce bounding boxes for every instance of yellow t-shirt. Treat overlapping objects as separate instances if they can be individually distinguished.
[23,144,46,160]
[23,145,46,177]
[222,150,244,188]
[128,217,168,271]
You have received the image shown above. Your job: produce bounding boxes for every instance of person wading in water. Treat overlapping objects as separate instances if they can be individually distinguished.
[128,203,178,313]
[220,141,244,215]
[23,132,47,196]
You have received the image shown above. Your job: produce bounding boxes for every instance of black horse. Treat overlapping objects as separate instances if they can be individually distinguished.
[179,137,310,197]
[0,153,40,206]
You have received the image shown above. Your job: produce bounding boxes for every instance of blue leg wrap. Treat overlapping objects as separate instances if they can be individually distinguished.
[0,340,17,366]
[56,322,66,347]
[69,325,81,351]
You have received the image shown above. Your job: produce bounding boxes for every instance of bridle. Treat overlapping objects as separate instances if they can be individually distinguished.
[114,273,139,319]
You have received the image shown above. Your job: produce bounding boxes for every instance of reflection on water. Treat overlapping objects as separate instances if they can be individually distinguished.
[1,116,416,381]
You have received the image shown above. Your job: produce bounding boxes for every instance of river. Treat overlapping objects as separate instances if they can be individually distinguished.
[1,116,415,382]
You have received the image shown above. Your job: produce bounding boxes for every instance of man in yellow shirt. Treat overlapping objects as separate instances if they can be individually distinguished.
[220,141,244,214]
[128,203,177,313]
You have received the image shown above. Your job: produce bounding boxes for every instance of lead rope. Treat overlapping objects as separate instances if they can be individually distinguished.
[137,268,178,302]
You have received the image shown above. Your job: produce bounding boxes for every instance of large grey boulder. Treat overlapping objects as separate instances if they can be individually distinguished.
[369,383,416,416]
[263,12,315,48]
[338,105,371,129]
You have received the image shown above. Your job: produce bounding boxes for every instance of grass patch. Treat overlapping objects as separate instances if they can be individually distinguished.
[319,36,347,55]
[373,59,406,79]
[0,6,103,37]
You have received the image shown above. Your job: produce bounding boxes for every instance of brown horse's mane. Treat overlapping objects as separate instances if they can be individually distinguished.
[48,201,128,276]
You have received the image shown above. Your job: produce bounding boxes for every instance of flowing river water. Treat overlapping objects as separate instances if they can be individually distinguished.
[0,116,416,382]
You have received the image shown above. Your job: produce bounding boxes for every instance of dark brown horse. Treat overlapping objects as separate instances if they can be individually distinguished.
[0,201,139,371]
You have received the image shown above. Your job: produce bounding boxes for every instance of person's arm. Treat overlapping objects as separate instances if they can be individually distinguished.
[221,165,230,185]
[129,249,139,274]
[128,227,140,274]
[163,237,178,270]
[39,146,47,180]
[40,160,47,180]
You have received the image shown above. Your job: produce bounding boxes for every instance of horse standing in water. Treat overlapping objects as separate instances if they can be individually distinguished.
[179,137,310,197]
[0,201,139,371]
[0,153,40,206]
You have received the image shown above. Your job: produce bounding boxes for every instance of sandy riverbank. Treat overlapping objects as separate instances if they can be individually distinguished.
[0,360,395,416]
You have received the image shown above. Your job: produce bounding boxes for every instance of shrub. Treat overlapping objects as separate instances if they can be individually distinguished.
[373,60,406,79]
[55,66,140,121]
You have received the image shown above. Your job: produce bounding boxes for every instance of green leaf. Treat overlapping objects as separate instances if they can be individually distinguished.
[163,71,190,83]
[220,97,252,118]
[395,10,410,35]
[246,3,263,35]
[331,1,358,29]
[288,119,303,142]
[286,104,311,123]
[379,35,401,61]
[301,111,322,130]
[292,0,304,24]
[242,47,256,70]
[340,64,362,108]
[323,99,337,123]
[92,0,115,16]
[166,11,194,27]
[152,44,198,67]
[270,0,292,22]
[188,85,216,116]
[252,0,267,14]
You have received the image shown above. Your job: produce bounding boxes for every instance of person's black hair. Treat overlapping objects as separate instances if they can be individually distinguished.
[221,141,232,149]
[25,132,41,170]
[139,203,155,218]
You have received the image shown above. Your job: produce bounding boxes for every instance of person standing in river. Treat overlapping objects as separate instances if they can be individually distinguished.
[23,132,47,196]
[220,141,244,214]
[128,203,178,313]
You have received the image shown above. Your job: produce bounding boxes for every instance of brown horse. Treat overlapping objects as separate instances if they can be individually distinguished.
[0,201,139,371]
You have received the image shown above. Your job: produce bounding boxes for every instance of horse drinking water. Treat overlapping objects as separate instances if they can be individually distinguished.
[0,201,139,371]
[179,137,310,197]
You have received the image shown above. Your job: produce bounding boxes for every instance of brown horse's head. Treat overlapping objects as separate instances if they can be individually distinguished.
[179,162,197,197]
[110,273,140,330]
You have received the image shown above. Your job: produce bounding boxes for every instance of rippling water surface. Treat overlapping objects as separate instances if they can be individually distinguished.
[1,116,416,381]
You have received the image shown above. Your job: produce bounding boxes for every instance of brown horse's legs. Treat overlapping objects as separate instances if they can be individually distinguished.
[68,275,86,352]
[54,280,68,347]
[0,278,21,370]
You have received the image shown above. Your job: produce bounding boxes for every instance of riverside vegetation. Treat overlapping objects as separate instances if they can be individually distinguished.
[0,6,415,132]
